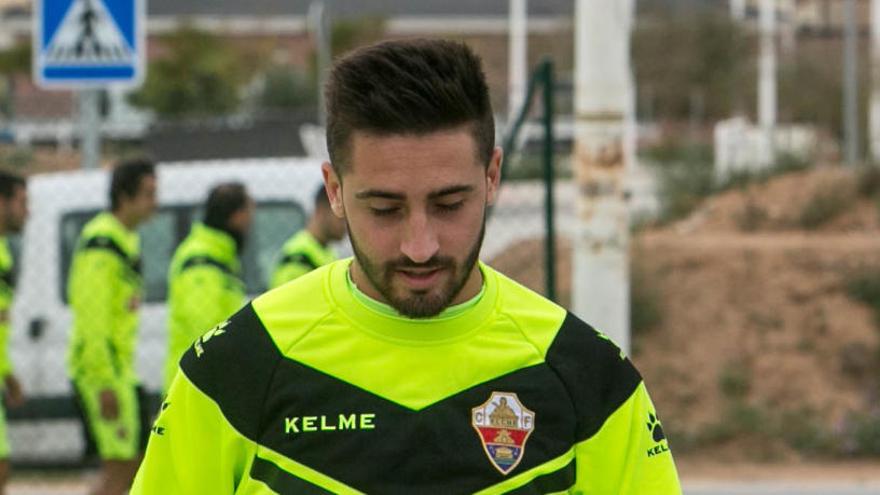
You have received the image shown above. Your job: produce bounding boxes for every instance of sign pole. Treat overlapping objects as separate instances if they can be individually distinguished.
[78,89,101,169]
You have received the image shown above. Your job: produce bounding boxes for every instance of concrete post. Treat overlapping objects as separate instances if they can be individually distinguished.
[572,0,634,353]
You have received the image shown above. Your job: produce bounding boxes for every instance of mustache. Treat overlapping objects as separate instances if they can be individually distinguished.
[387,256,455,270]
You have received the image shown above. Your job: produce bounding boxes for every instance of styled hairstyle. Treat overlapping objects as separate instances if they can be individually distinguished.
[325,38,495,173]
[0,170,25,199]
[110,158,155,211]
[203,182,249,231]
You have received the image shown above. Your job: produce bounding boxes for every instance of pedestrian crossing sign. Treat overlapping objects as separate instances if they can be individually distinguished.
[34,0,144,88]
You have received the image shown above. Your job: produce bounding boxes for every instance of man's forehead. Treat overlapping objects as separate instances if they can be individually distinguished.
[354,184,475,201]
[349,128,478,160]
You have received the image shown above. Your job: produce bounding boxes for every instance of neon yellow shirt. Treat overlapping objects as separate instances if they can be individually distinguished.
[270,230,337,289]
[164,223,245,391]
[134,259,681,494]
[67,212,142,387]
[0,237,14,379]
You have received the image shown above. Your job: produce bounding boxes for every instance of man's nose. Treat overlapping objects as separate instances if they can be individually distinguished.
[399,212,439,263]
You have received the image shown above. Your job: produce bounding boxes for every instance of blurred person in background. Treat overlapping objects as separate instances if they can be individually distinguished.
[67,159,157,495]
[132,39,680,494]
[269,185,345,289]
[0,171,26,495]
[164,182,252,391]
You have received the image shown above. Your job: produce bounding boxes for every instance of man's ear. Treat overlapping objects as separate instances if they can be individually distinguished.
[322,162,345,218]
[486,146,503,205]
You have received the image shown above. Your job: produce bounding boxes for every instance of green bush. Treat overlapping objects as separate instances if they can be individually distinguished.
[845,269,880,326]
[718,362,751,399]
[797,183,854,229]
[838,411,880,456]
[630,262,664,339]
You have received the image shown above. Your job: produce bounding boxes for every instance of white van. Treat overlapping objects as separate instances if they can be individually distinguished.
[9,158,328,463]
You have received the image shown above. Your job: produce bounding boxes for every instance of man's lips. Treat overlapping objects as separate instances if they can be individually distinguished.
[395,266,445,288]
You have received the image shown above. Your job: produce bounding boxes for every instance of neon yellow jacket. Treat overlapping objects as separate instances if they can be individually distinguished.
[164,223,245,391]
[134,260,681,494]
[0,237,15,380]
[67,212,142,387]
[269,230,336,289]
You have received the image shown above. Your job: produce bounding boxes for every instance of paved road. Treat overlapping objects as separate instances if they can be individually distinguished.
[685,481,880,495]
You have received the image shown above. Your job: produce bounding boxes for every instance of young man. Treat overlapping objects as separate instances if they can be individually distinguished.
[269,186,346,289]
[67,159,157,495]
[0,171,26,495]
[164,182,252,391]
[133,39,681,494]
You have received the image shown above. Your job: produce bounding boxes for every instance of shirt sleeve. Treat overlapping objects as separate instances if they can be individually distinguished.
[176,267,244,346]
[131,370,257,494]
[0,321,11,379]
[165,266,244,391]
[571,381,682,494]
[69,250,122,386]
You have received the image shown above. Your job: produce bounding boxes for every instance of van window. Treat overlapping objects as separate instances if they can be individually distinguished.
[242,201,308,294]
[60,201,306,303]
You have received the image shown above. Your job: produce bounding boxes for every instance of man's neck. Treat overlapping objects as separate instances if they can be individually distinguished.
[112,210,137,230]
[306,220,327,246]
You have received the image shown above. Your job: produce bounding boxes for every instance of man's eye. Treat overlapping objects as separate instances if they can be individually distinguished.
[436,201,464,212]
[370,207,400,216]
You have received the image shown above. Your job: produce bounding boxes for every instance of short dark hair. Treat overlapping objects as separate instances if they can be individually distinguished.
[203,182,248,231]
[110,158,155,211]
[325,38,495,173]
[0,170,25,199]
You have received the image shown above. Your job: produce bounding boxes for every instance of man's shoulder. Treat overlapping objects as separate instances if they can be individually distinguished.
[77,213,135,256]
[170,235,235,276]
[544,311,643,441]
[179,303,281,439]
[253,262,336,345]
[282,230,314,252]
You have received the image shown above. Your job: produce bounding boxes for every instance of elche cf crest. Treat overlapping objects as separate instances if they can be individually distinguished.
[471,392,535,475]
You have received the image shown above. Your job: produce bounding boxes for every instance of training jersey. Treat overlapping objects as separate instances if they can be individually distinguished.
[165,223,245,391]
[67,212,142,387]
[270,230,336,289]
[0,238,14,381]
[133,259,681,494]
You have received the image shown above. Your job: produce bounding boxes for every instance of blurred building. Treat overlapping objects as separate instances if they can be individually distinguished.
[742,0,871,34]
[0,0,576,161]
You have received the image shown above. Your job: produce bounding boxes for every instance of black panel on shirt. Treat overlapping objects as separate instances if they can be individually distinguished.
[180,303,280,441]
[81,235,143,275]
[183,307,642,494]
[504,458,575,495]
[279,252,319,270]
[0,269,14,291]
[256,357,575,495]
[250,456,334,495]
[181,255,236,276]
[544,312,643,442]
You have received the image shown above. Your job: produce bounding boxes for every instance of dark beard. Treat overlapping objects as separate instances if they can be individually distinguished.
[348,219,485,319]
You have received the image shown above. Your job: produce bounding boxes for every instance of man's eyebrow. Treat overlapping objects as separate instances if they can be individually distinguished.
[354,190,405,200]
[428,185,474,199]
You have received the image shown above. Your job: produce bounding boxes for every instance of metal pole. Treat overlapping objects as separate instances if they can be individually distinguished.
[509,0,528,120]
[759,0,777,167]
[872,0,880,162]
[844,0,860,165]
[309,1,330,127]
[573,0,633,354]
[78,89,100,169]
[541,60,556,303]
